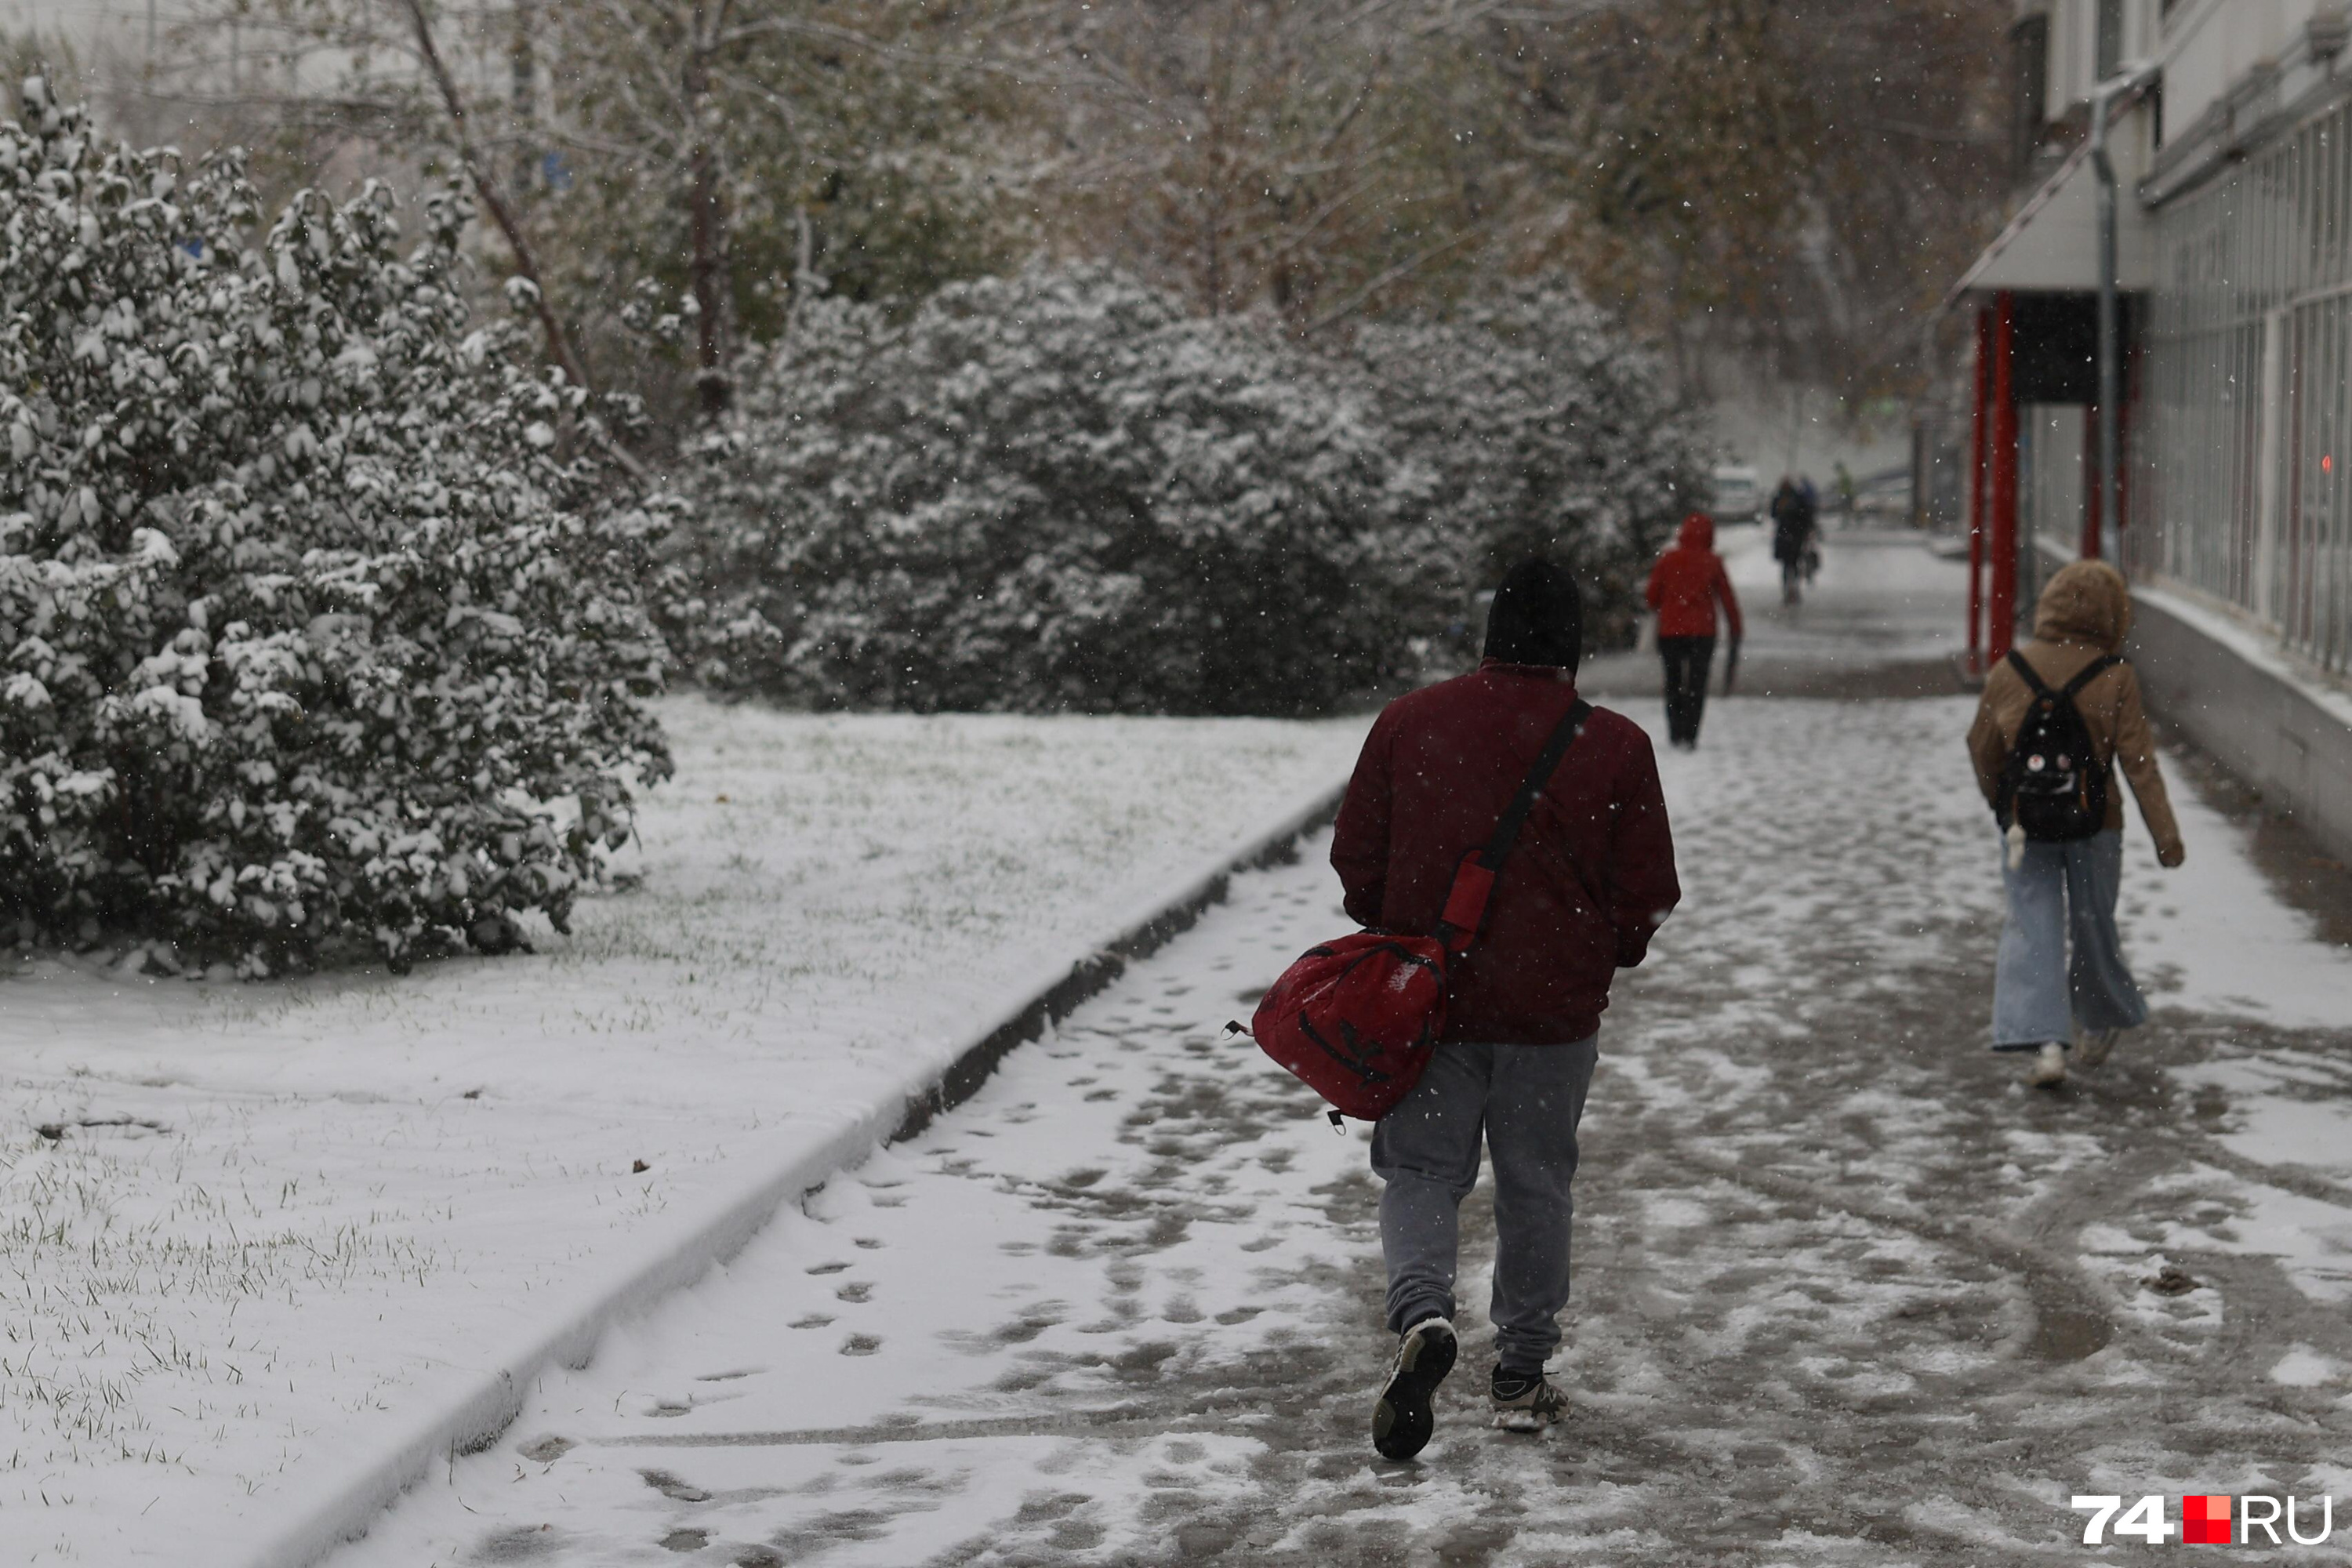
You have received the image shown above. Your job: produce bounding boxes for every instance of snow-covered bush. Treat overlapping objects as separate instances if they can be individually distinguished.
[1354,281,1703,650]
[681,263,1452,714]
[0,80,673,974]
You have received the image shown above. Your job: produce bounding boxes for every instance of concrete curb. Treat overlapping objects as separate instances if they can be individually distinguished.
[241,781,1346,1568]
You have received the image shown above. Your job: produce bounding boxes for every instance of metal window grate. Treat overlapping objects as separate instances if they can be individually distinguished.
[2141,100,2352,676]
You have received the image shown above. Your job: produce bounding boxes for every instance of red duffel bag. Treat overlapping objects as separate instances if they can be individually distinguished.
[1242,699,1592,1125]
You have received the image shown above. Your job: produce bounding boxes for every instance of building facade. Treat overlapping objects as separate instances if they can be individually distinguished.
[2136,0,2352,679]
[1953,0,2352,861]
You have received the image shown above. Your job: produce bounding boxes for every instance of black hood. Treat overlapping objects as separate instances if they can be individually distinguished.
[1483,558,1583,673]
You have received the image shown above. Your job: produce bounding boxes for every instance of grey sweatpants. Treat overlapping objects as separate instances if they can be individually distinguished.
[1370,1037,1599,1375]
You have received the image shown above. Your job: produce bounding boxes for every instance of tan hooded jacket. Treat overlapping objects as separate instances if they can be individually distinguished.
[1965,561,2186,865]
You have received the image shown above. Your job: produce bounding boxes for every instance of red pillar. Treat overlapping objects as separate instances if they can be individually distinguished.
[1966,306,1991,674]
[2080,401,2102,560]
[1989,291,2021,655]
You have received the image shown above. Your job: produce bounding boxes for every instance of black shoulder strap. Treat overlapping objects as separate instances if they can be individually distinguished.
[2060,653,2124,699]
[1477,699,1593,873]
[2005,648,2052,697]
[2008,647,2124,702]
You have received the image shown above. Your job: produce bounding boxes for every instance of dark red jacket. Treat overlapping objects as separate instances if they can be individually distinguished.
[1645,514,1744,641]
[1330,662,1680,1045]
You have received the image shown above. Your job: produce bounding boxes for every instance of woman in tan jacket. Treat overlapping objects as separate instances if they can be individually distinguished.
[1965,561,2187,1087]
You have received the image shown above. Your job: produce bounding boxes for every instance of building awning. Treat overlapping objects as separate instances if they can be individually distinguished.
[1947,114,2155,303]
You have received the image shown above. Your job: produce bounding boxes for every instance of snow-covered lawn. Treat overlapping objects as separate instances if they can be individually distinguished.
[0,695,1367,1564]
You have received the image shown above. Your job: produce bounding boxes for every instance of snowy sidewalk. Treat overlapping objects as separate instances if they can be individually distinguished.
[1580,524,1966,700]
[0,698,1367,1564]
[337,660,2352,1559]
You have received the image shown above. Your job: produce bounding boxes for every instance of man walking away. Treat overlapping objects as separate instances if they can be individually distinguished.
[1644,511,1744,750]
[1965,561,2186,1087]
[1769,477,1815,604]
[1332,559,1680,1459]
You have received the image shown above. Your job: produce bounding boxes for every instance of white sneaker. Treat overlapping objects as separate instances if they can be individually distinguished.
[2074,1027,2121,1070]
[2024,1041,2068,1087]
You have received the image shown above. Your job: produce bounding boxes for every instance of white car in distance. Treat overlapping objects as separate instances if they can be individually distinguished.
[1708,464,1762,523]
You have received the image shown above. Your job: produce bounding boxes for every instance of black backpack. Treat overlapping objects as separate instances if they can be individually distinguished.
[1997,649,2122,842]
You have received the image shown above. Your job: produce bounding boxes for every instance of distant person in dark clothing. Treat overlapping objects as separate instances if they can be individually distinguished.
[1769,477,1818,604]
[1333,559,1681,1458]
[1643,512,1744,750]
[1800,474,1824,583]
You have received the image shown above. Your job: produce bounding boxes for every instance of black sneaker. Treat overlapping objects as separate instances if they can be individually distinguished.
[1372,1316,1457,1460]
[1490,1365,1568,1432]
[2073,1026,2121,1070]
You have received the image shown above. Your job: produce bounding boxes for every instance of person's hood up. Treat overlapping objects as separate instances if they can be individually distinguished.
[2032,558,2132,652]
[1675,511,1715,551]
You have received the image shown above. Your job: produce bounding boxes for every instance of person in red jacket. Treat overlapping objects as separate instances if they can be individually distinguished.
[1642,512,1744,750]
[1332,558,1680,1459]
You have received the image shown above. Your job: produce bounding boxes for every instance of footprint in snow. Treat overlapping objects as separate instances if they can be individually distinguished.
[641,1469,711,1502]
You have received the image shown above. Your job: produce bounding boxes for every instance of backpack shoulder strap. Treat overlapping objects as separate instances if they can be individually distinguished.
[1482,700,1592,873]
[2004,648,2053,697]
[2060,652,2125,699]
[1437,699,1592,953]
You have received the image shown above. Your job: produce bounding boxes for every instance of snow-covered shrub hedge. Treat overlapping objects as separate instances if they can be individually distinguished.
[1355,281,1702,651]
[0,79,673,974]
[681,263,1453,714]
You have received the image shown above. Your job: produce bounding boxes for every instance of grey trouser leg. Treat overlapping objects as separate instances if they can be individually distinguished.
[1993,829,2147,1050]
[1370,1037,1599,1375]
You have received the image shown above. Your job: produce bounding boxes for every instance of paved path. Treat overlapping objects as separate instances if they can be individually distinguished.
[1579,525,1968,701]
[339,543,2352,1568]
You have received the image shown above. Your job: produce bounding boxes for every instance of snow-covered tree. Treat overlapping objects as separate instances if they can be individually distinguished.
[683,263,1452,715]
[0,78,674,975]
[1354,281,1704,651]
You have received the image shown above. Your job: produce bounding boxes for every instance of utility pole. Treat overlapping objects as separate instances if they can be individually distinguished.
[2088,63,2157,565]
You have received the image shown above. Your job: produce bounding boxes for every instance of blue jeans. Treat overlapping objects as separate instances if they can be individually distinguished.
[1992,829,2147,1050]
[1371,1037,1599,1374]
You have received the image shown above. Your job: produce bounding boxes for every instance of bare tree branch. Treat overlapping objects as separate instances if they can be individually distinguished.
[394,0,646,477]
[1302,229,1480,336]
